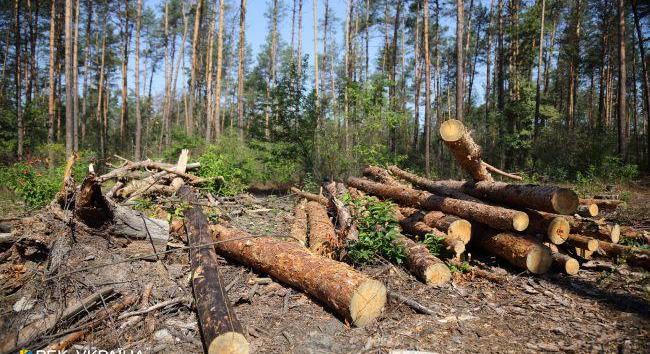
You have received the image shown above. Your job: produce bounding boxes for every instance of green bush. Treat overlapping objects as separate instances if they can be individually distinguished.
[344,194,406,265]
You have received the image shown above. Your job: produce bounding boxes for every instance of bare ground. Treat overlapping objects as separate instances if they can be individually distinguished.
[0,189,649,354]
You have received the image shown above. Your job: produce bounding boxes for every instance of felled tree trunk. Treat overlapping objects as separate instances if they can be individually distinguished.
[474,228,553,274]
[393,235,451,286]
[210,225,387,327]
[568,217,620,243]
[567,234,599,251]
[387,165,483,203]
[289,199,308,245]
[291,187,329,206]
[348,177,529,232]
[305,201,339,257]
[545,243,580,275]
[439,119,494,182]
[395,210,465,258]
[178,186,248,354]
[576,203,599,217]
[579,198,624,211]
[363,165,402,186]
[323,182,359,243]
[597,241,650,270]
[526,210,570,245]
[399,207,471,245]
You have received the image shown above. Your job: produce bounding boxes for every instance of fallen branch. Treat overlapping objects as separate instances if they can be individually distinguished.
[290,187,329,206]
[482,161,523,181]
[388,291,437,315]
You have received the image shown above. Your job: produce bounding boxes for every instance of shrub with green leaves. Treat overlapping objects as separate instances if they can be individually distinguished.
[344,195,406,265]
[422,232,447,257]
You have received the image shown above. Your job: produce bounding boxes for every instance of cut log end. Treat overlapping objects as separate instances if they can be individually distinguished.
[547,217,570,245]
[447,239,466,258]
[564,258,580,275]
[552,189,579,215]
[579,203,599,217]
[424,263,453,286]
[448,220,472,245]
[349,279,387,327]
[611,224,621,244]
[513,212,530,232]
[208,332,250,354]
[586,238,599,251]
[439,119,465,142]
[526,247,553,274]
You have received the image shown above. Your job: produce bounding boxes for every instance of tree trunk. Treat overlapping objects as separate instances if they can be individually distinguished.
[413,5,421,151]
[423,0,431,176]
[323,182,358,243]
[290,199,308,245]
[14,0,23,159]
[312,0,319,101]
[439,119,494,181]
[394,235,451,285]
[598,240,650,270]
[211,225,387,328]
[631,0,650,170]
[188,0,203,136]
[204,2,217,142]
[178,187,247,354]
[134,0,142,160]
[399,207,472,245]
[80,0,91,144]
[526,209,569,245]
[305,200,338,257]
[72,0,80,152]
[48,0,57,167]
[475,227,552,274]
[64,0,73,157]
[120,0,129,146]
[213,0,225,139]
[533,0,545,139]
[455,0,464,121]
[484,0,494,132]
[496,0,504,111]
[617,0,627,161]
[348,177,529,232]
[566,234,599,252]
[236,0,246,140]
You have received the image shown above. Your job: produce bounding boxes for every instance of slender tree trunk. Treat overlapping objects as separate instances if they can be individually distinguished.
[214,0,225,139]
[161,1,170,150]
[297,0,303,77]
[119,0,129,146]
[424,0,431,176]
[466,20,481,116]
[265,0,279,140]
[188,0,203,136]
[64,0,73,157]
[134,0,142,160]
[413,4,421,151]
[237,0,247,140]
[172,8,189,132]
[617,0,627,161]
[15,0,24,159]
[205,2,217,142]
[81,0,91,143]
[496,0,504,111]
[48,0,57,167]
[455,0,464,121]
[313,0,320,101]
[484,0,494,133]
[533,0,545,139]
[632,0,650,169]
[95,24,106,158]
[72,0,80,152]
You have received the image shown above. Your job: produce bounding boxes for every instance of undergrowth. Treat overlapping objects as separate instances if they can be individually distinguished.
[344,194,406,265]
[422,232,447,257]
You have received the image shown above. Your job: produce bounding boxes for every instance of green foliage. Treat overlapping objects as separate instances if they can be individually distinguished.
[344,195,407,265]
[132,198,154,212]
[422,233,447,257]
[448,261,471,274]
[162,129,206,162]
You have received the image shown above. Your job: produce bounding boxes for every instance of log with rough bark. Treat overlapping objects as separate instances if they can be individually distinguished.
[290,187,329,206]
[574,247,594,260]
[545,243,580,275]
[179,186,248,354]
[576,203,599,217]
[210,225,387,327]
[597,241,650,270]
[305,201,339,257]
[399,207,472,245]
[75,173,169,252]
[363,165,402,186]
[393,234,451,286]
[439,119,494,182]
[387,166,482,203]
[567,234,599,251]
[289,199,308,245]
[348,177,529,232]
[579,198,624,211]
[568,217,620,243]
[526,210,570,245]
[474,228,553,274]
[323,181,359,243]
[396,210,465,259]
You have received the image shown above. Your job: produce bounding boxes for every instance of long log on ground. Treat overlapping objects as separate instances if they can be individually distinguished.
[289,199,308,245]
[290,187,329,206]
[393,235,451,285]
[439,119,494,182]
[399,207,471,245]
[474,228,553,274]
[545,243,580,275]
[305,201,339,257]
[597,241,650,270]
[75,173,169,252]
[179,186,248,354]
[396,210,465,258]
[210,225,387,327]
[387,166,483,203]
[363,165,403,186]
[579,198,624,211]
[567,217,620,243]
[526,210,570,245]
[348,177,529,232]
[323,182,359,243]
[566,234,599,251]
[576,204,599,217]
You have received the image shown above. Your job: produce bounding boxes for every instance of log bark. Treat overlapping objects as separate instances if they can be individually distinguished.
[210,225,387,327]
[568,217,620,243]
[404,178,579,215]
[474,228,553,274]
[400,207,472,245]
[393,234,451,286]
[567,234,599,251]
[396,210,465,259]
[576,203,599,217]
[579,198,624,211]
[546,244,579,275]
[526,210,570,245]
[348,177,529,232]
[597,241,650,270]
[289,199,308,245]
[439,119,493,182]
[305,201,339,257]
[291,187,329,206]
[387,166,482,203]
[323,182,359,243]
[363,165,402,186]
[179,186,248,354]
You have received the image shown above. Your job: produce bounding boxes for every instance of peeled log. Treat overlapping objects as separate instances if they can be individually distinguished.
[597,241,650,270]
[475,229,553,274]
[387,166,482,203]
[305,201,339,257]
[577,204,599,217]
[526,210,570,245]
[567,234,599,251]
[179,186,248,354]
[393,235,451,286]
[291,187,329,206]
[211,225,387,327]
[439,119,494,182]
[348,177,529,232]
[289,199,308,245]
